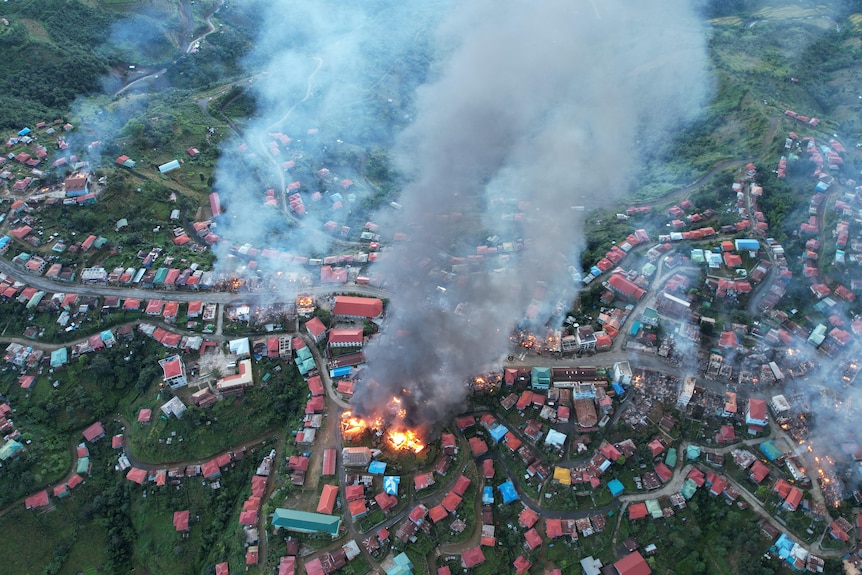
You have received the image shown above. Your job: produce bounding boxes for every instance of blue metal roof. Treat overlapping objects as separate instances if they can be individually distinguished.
[482,486,494,504]
[498,481,519,503]
[383,475,399,495]
[489,425,508,443]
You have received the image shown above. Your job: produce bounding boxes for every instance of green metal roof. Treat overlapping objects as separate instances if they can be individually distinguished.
[685,445,701,460]
[645,499,662,518]
[295,346,313,361]
[50,347,68,367]
[665,448,677,468]
[153,268,169,284]
[0,439,23,461]
[272,508,341,536]
[681,478,698,499]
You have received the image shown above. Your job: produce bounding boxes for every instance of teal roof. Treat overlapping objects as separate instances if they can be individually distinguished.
[298,357,316,375]
[685,445,701,460]
[760,440,783,462]
[50,347,68,367]
[295,346,313,361]
[26,291,44,309]
[607,479,624,497]
[385,552,414,575]
[645,499,662,518]
[531,367,551,381]
[153,268,168,284]
[272,508,341,536]
[0,439,23,461]
[681,478,698,499]
[76,457,90,474]
[665,448,677,468]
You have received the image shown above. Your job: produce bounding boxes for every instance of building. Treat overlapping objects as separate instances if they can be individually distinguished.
[331,296,383,319]
[216,359,254,395]
[328,328,364,348]
[272,509,341,537]
[614,551,651,575]
[746,398,768,428]
[575,326,597,351]
[677,376,696,408]
[613,361,632,385]
[607,274,646,301]
[228,338,251,359]
[63,175,88,197]
[342,447,373,467]
[305,317,327,343]
[159,355,188,389]
[769,395,791,421]
[81,421,105,443]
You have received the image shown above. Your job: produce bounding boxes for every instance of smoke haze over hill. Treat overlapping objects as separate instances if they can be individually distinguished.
[352,0,711,426]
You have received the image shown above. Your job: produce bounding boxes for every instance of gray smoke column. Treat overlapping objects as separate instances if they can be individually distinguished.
[353,0,710,428]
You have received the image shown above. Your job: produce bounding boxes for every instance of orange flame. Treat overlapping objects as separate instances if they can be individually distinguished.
[341,411,371,440]
[387,428,425,453]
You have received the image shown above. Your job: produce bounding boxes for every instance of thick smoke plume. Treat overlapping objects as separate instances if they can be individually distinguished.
[209,0,443,275]
[353,0,709,428]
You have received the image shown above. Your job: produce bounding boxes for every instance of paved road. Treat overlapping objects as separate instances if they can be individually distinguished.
[0,255,391,305]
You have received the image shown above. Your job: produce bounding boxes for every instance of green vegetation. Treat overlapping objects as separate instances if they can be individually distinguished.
[126,361,303,462]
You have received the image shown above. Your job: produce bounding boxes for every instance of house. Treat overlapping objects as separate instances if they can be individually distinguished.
[174,510,190,532]
[305,317,327,343]
[137,409,152,424]
[514,555,532,574]
[716,425,735,444]
[783,486,803,511]
[317,484,339,514]
[614,551,651,575]
[414,472,435,491]
[25,490,49,509]
[749,461,770,483]
[628,503,648,520]
[63,175,88,197]
[82,421,105,443]
[613,361,632,385]
[159,356,187,389]
[746,398,768,428]
[461,547,485,569]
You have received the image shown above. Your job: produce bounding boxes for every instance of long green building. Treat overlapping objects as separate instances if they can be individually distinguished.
[272,508,341,536]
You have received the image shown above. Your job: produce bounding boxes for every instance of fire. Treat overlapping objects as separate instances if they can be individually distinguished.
[341,411,371,440]
[387,428,425,453]
[341,408,425,453]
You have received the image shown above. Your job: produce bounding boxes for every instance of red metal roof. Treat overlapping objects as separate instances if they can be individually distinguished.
[322,449,336,476]
[332,296,382,318]
[317,484,338,514]
[461,547,485,568]
[615,551,652,575]
[82,421,104,442]
[173,510,190,531]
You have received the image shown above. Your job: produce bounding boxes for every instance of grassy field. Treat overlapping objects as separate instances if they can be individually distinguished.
[125,362,303,462]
